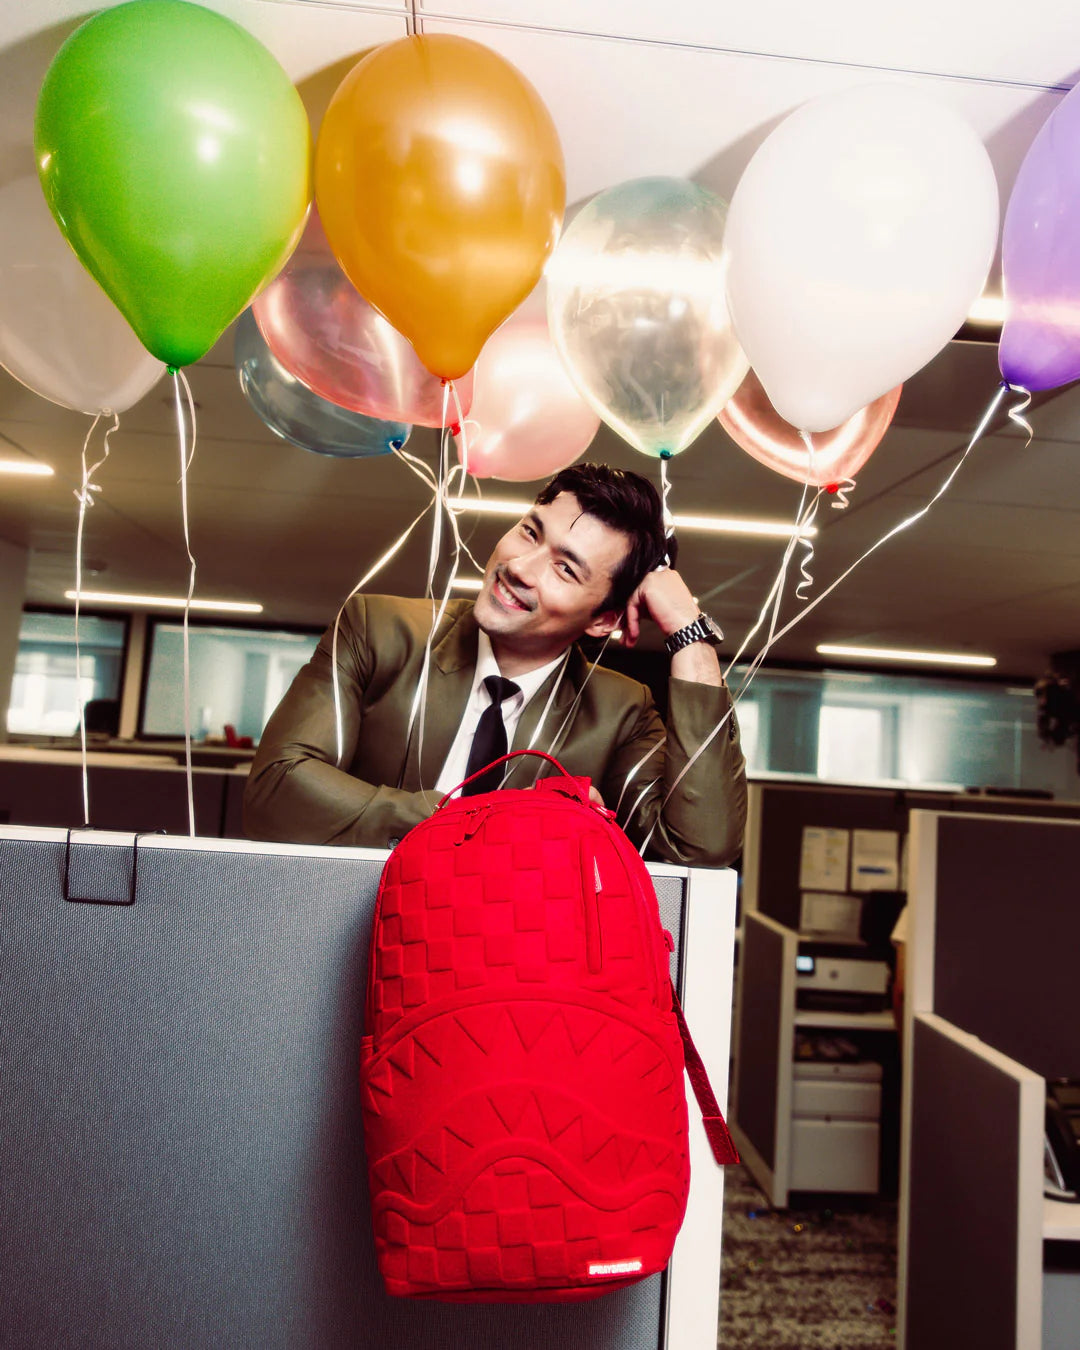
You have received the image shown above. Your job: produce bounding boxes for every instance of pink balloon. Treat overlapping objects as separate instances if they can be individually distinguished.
[252,212,473,428]
[454,317,599,481]
[718,368,901,486]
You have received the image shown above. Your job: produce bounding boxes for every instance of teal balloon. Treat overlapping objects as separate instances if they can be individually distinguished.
[235,310,409,458]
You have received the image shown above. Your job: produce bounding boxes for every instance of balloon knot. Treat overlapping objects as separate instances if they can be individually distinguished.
[449,422,461,437]
[166,365,179,376]
[659,449,672,460]
[825,482,839,494]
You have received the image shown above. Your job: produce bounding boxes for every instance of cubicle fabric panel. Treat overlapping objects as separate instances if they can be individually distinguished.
[0,833,685,1350]
[734,914,784,1172]
[933,815,1080,1080]
[904,1017,1021,1350]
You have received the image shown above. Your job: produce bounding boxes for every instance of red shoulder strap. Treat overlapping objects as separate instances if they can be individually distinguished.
[670,980,740,1166]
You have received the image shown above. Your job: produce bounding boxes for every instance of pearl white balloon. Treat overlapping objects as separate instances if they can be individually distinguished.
[0,176,164,414]
[725,85,999,433]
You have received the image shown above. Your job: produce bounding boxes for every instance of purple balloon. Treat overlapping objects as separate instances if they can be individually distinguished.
[1000,87,1080,391]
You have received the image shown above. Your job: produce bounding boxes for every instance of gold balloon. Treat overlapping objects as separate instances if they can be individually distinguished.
[315,35,565,381]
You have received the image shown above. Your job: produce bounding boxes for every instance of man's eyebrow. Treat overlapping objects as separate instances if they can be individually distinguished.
[557,541,591,580]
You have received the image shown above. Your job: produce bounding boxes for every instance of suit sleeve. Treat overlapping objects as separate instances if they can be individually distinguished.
[601,677,747,868]
[242,597,434,848]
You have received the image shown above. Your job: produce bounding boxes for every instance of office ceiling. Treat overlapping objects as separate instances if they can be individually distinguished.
[3,0,1080,679]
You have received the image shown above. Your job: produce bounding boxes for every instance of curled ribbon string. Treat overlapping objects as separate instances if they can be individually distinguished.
[795,431,819,602]
[1005,381,1033,447]
[73,411,113,825]
[636,380,1008,858]
[830,477,857,510]
[172,371,198,836]
[658,456,675,562]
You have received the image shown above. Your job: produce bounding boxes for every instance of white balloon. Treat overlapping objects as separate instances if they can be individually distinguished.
[0,176,165,415]
[725,85,999,433]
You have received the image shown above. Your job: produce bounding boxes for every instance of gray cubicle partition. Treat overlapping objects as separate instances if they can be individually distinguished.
[905,1014,1043,1350]
[0,827,734,1350]
[932,814,1080,1079]
[899,811,1080,1350]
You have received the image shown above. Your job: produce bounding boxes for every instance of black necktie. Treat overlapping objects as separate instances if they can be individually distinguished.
[462,675,521,796]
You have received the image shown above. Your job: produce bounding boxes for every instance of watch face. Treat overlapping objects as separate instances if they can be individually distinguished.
[700,614,724,643]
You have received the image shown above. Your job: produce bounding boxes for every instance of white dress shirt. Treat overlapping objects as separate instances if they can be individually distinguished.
[435,630,567,795]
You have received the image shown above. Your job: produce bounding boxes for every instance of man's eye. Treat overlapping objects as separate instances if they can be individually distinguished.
[558,562,578,581]
[520,523,536,539]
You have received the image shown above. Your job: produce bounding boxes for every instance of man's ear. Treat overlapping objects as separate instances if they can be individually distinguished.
[584,608,622,639]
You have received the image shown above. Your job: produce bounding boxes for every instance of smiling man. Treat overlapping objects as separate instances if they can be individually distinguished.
[244,464,746,866]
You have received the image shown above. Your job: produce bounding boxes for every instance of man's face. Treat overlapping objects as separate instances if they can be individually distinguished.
[473,492,631,661]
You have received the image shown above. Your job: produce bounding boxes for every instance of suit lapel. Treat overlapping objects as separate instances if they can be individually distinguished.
[398,605,479,792]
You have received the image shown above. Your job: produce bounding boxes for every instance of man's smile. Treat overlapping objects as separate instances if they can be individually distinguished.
[492,572,533,612]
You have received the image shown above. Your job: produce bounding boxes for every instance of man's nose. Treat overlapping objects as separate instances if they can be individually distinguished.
[505,550,540,590]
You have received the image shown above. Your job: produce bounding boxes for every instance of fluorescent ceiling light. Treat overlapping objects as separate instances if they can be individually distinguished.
[446,496,816,540]
[451,577,484,592]
[0,459,53,476]
[816,643,996,668]
[966,294,1006,326]
[65,590,263,614]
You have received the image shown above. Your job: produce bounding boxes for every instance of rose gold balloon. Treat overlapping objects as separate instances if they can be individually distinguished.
[454,317,599,481]
[251,212,473,428]
[718,368,901,486]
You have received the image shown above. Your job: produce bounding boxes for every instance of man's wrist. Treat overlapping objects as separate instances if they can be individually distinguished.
[659,606,702,638]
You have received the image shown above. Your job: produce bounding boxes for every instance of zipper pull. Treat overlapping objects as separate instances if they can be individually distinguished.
[453,804,492,846]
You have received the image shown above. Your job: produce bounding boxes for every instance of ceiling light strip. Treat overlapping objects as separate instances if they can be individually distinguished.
[816,643,996,668]
[0,459,53,476]
[64,590,263,614]
[445,496,815,539]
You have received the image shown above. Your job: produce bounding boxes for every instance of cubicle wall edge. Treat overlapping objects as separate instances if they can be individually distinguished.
[899,1013,1044,1350]
[897,807,940,1336]
[660,863,737,1350]
[731,910,797,1209]
[739,783,765,918]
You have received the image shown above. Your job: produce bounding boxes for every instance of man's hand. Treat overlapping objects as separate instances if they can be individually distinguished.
[620,567,724,688]
[620,568,700,647]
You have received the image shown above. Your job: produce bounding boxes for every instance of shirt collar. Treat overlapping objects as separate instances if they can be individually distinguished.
[473,629,568,708]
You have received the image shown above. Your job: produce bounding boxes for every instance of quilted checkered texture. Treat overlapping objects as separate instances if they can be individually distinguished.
[361,770,694,1301]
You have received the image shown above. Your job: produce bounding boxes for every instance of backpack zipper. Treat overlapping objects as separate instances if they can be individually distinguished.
[580,837,603,973]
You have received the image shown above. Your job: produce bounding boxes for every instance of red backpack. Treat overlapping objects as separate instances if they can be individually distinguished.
[360,750,738,1302]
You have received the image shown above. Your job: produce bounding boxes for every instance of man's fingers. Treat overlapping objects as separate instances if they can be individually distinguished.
[588,785,604,807]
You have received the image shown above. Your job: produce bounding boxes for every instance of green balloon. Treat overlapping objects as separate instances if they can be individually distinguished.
[35,0,311,368]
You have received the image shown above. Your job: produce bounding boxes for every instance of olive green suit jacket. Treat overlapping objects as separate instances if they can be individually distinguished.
[243,595,746,866]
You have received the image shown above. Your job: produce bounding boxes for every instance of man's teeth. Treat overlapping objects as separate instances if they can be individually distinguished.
[497,578,524,609]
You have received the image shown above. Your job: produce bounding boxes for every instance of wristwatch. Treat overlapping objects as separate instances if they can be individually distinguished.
[664,612,724,654]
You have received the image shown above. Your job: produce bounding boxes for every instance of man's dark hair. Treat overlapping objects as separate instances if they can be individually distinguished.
[534,464,676,613]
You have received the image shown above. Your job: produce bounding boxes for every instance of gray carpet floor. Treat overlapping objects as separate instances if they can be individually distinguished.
[718,1166,898,1348]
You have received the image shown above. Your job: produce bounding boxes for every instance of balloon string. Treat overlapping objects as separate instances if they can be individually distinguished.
[72,411,112,825]
[659,456,675,562]
[831,477,857,510]
[402,381,471,800]
[795,430,819,602]
[635,481,816,855]
[1005,382,1033,447]
[635,380,1007,858]
[172,372,198,837]
[447,381,486,574]
[330,494,436,767]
